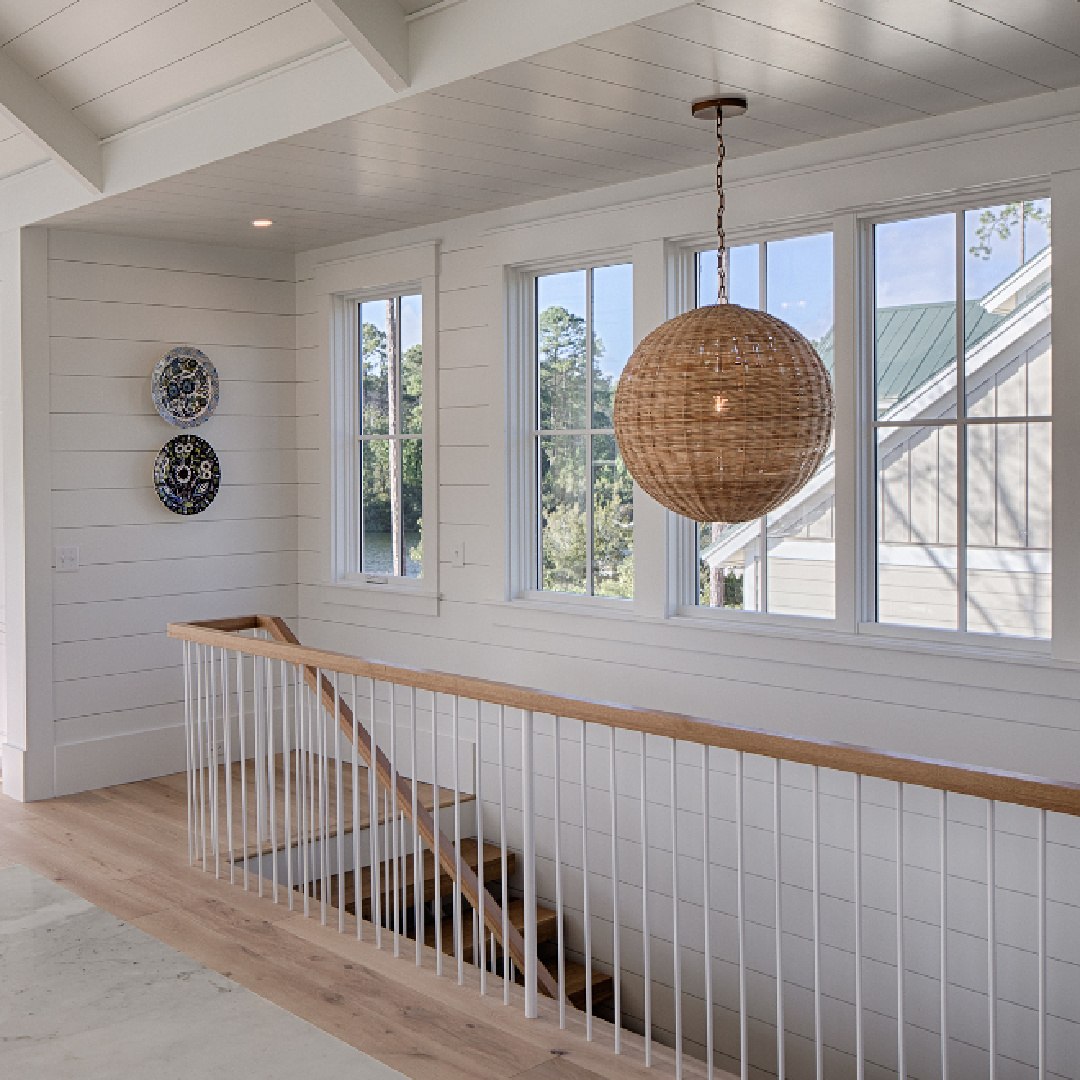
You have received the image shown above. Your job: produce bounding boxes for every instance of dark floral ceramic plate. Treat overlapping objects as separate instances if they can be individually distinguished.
[154,435,220,515]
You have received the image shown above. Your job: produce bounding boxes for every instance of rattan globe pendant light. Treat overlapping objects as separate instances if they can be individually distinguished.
[613,97,833,524]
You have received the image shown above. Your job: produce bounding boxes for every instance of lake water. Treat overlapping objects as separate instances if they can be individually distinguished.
[362,530,422,577]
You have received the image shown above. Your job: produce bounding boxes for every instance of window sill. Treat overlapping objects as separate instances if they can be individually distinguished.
[510,590,634,618]
[318,579,440,617]
[856,620,1051,659]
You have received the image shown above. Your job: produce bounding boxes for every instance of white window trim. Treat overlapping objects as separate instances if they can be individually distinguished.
[506,248,633,604]
[671,221,842,629]
[317,242,440,615]
[855,186,1052,646]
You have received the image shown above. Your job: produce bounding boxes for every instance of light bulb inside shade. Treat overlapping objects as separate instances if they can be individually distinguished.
[251,218,274,228]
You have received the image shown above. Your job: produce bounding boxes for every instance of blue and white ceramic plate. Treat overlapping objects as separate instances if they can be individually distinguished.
[151,346,219,428]
[154,435,220,516]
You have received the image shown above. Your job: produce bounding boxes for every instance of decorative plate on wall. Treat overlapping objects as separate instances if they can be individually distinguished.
[151,346,219,428]
[154,435,220,515]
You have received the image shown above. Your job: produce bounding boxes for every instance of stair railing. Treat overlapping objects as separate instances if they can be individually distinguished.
[170,615,1080,1080]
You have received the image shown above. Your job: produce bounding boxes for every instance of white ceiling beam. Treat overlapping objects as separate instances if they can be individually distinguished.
[0,52,101,193]
[312,0,410,91]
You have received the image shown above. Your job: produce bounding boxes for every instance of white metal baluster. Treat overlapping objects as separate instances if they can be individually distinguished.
[987,800,997,1080]
[411,686,422,965]
[641,731,651,1064]
[812,766,822,1080]
[453,696,463,985]
[897,784,905,1080]
[197,644,206,871]
[581,719,593,1040]
[1037,808,1046,1080]
[238,647,248,890]
[267,656,278,903]
[390,683,400,955]
[523,709,537,1019]
[774,759,784,1080]
[385,788,392,939]
[432,692,441,974]
[298,669,309,917]
[370,680,381,947]
[736,751,747,1080]
[555,715,566,1030]
[319,669,328,926]
[254,655,264,896]
[671,738,682,1080]
[308,678,317,917]
[353,675,360,939]
[609,725,620,1050]
[476,702,486,994]
[855,773,865,1080]
[335,671,345,932]
[399,787,407,956]
[940,790,949,1080]
[293,666,303,915]
[184,642,194,866]
[703,745,713,1080]
[224,649,234,885]
[209,646,219,877]
[282,661,292,908]
[499,705,510,1005]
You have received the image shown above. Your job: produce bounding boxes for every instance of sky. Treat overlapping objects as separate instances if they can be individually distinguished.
[359,293,422,354]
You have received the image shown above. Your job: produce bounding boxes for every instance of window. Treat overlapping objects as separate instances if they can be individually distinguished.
[534,263,634,597]
[357,293,423,578]
[694,234,835,618]
[873,200,1051,638]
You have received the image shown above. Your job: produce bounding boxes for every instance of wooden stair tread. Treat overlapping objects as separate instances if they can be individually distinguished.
[425,898,558,960]
[559,959,614,1010]
[305,839,514,915]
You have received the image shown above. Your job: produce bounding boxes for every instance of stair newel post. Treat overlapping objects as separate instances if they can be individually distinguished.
[523,708,538,1019]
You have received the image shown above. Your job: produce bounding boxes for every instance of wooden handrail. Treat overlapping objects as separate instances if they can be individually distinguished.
[169,615,1080,817]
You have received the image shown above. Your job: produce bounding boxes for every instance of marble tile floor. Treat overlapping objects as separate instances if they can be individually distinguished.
[0,864,405,1078]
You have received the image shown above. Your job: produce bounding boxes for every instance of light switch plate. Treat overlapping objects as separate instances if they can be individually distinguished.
[55,546,79,572]
[451,540,465,567]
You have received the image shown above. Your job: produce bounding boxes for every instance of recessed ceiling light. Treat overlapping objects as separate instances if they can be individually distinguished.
[251,218,274,228]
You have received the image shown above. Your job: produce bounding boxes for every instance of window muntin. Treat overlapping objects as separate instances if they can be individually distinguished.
[694,234,835,618]
[535,263,633,598]
[358,294,423,578]
[873,200,1051,638]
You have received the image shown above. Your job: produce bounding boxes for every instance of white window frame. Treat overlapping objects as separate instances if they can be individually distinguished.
[507,250,633,607]
[318,243,440,614]
[855,187,1053,649]
[673,221,841,630]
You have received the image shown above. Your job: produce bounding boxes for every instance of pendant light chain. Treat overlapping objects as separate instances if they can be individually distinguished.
[716,111,727,305]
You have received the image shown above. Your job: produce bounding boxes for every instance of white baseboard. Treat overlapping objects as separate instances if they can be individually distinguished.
[54,725,187,797]
[1,744,25,801]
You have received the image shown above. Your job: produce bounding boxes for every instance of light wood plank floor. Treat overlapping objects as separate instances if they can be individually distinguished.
[0,773,717,1080]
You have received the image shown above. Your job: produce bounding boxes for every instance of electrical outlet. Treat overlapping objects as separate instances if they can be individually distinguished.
[451,540,465,567]
[55,546,79,572]
[213,738,225,760]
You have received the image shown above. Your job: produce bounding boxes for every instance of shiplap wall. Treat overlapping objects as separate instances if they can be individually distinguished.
[291,119,1080,1077]
[48,230,299,794]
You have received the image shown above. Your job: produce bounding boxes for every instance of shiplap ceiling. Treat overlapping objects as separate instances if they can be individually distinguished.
[25,0,1080,251]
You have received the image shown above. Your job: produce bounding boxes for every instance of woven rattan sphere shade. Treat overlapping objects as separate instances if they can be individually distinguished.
[613,304,834,524]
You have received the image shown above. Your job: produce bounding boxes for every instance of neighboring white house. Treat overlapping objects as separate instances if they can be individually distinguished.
[703,246,1052,636]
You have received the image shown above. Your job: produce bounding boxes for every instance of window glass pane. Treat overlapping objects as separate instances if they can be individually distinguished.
[965,201,1051,416]
[592,263,633,429]
[400,293,423,435]
[877,424,959,630]
[699,522,759,611]
[540,434,587,593]
[592,433,633,598]
[360,300,389,436]
[361,438,392,574]
[875,214,956,419]
[763,232,835,617]
[966,421,1050,638]
[697,244,758,309]
[537,270,587,430]
[402,438,423,579]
